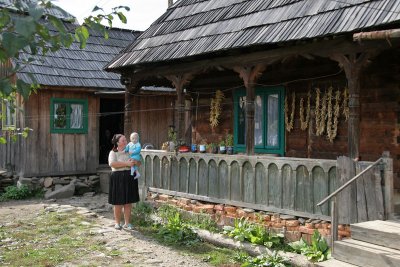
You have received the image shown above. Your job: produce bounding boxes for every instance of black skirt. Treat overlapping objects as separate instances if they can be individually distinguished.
[108,170,140,205]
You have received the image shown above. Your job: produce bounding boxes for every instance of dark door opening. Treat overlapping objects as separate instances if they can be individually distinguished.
[99,98,124,164]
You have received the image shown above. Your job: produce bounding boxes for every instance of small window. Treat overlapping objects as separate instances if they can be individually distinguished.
[2,98,16,130]
[50,98,88,134]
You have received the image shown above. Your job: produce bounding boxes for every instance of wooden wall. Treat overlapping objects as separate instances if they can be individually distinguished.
[129,93,175,149]
[20,88,99,177]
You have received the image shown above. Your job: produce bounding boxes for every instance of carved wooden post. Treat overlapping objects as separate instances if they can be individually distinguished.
[166,74,192,145]
[233,64,266,155]
[330,53,371,159]
[382,151,394,219]
[124,79,140,138]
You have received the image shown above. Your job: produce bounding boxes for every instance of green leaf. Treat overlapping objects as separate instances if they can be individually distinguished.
[2,32,29,57]
[15,16,36,38]
[16,79,31,99]
[48,15,67,34]
[0,137,6,144]
[0,12,11,28]
[117,12,127,24]
[0,78,13,96]
[75,26,89,49]
[60,33,74,48]
[28,5,44,21]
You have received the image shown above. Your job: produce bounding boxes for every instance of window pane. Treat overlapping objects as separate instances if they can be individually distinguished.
[54,103,67,129]
[254,95,263,145]
[267,94,279,147]
[70,104,83,129]
[4,100,16,126]
[238,96,246,144]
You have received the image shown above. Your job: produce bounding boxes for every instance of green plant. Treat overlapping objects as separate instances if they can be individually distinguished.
[219,140,226,147]
[156,210,199,246]
[168,127,177,143]
[288,230,330,262]
[225,134,234,147]
[131,201,154,226]
[223,217,284,249]
[206,142,217,150]
[241,251,291,267]
[0,185,38,201]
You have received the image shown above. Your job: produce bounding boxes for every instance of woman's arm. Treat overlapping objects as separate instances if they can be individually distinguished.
[110,160,135,168]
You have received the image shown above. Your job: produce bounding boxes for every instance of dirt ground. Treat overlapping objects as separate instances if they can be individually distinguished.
[0,193,213,267]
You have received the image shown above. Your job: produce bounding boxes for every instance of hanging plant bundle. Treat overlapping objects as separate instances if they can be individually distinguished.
[299,90,311,131]
[209,90,224,129]
[342,87,349,121]
[285,92,295,132]
[327,89,341,142]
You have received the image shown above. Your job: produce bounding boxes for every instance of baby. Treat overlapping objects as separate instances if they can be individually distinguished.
[125,132,141,179]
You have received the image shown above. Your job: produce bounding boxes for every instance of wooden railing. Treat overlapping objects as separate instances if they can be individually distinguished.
[138,150,338,220]
[316,152,394,251]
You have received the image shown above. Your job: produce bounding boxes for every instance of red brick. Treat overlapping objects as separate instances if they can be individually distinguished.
[285,231,302,242]
[321,223,330,229]
[286,226,300,231]
[224,206,237,213]
[183,205,192,211]
[299,226,315,235]
[305,222,315,229]
[179,198,190,205]
[225,212,236,218]
[214,204,224,211]
[167,199,178,205]
[272,223,284,228]
[338,224,345,231]
[263,215,271,221]
[236,209,246,218]
[318,229,331,237]
[338,230,351,237]
[286,220,300,227]
[315,223,321,229]
[158,194,171,201]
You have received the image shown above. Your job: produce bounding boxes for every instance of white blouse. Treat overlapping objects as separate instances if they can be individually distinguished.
[108,150,131,172]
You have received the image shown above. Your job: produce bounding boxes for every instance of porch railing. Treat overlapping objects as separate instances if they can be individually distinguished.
[316,152,394,251]
[139,150,338,221]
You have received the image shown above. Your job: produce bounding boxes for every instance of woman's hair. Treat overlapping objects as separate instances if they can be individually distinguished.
[111,134,123,152]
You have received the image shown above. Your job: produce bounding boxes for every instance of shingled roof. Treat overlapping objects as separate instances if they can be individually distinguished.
[106,0,400,71]
[0,0,141,90]
[17,24,140,90]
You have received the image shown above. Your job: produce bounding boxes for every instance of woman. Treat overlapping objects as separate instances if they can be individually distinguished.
[108,134,140,230]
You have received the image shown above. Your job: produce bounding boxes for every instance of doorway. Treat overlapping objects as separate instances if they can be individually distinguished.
[99,98,124,164]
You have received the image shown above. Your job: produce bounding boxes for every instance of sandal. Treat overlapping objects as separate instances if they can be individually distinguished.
[122,223,134,230]
[114,223,122,230]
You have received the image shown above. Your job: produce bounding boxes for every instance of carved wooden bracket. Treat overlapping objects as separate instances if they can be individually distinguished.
[232,64,266,89]
[165,73,194,92]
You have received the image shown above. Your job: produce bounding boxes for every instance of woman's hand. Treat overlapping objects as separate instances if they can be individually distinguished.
[127,159,135,167]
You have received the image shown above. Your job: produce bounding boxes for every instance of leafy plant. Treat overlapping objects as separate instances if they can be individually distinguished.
[288,230,330,262]
[241,251,291,267]
[225,134,234,147]
[223,217,284,249]
[131,201,154,227]
[0,185,41,201]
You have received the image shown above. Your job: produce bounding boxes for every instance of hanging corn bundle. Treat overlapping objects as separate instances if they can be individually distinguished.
[209,90,224,129]
[285,92,295,132]
[299,90,311,130]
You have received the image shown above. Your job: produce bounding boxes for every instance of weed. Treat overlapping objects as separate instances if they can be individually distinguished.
[240,251,291,267]
[0,185,44,201]
[288,230,330,262]
[132,201,154,226]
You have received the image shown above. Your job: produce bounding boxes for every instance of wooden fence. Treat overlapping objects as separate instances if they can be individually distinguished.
[138,151,392,223]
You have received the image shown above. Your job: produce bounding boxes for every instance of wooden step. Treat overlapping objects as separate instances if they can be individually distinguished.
[333,239,400,267]
[351,220,400,250]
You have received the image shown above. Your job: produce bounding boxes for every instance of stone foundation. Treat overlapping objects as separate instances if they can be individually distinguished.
[147,192,352,244]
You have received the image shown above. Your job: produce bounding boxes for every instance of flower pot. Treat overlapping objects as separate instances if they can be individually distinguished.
[191,144,197,152]
[226,146,234,155]
[168,141,175,152]
[199,144,206,153]
[219,146,226,154]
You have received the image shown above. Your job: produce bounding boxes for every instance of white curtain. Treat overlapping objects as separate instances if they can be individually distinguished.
[70,104,83,129]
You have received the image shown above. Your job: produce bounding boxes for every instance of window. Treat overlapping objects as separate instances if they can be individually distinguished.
[2,98,16,130]
[234,87,285,155]
[50,98,88,133]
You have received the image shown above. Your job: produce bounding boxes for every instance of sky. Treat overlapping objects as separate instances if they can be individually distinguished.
[54,0,169,31]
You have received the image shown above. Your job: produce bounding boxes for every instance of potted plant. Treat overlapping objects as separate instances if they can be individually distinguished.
[226,134,234,155]
[219,140,226,154]
[207,142,218,154]
[167,126,177,152]
[199,140,207,153]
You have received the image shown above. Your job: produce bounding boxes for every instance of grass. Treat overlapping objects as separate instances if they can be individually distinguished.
[0,211,111,266]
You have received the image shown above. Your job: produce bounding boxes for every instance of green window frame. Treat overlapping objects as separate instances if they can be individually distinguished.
[50,98,88,134]
[233,87,285,155]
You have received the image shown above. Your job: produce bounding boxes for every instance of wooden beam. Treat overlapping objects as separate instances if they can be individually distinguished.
[165,73,193,145]
[329,52,375,159]
[126,38,391,79]
[233,64,266,155]
[124,81,139,138]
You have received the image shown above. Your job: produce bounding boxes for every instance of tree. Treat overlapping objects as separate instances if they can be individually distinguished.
[0,0,129,143]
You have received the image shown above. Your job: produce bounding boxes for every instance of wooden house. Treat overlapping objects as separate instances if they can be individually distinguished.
[0,3,141,176]
[104,0,400,229]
